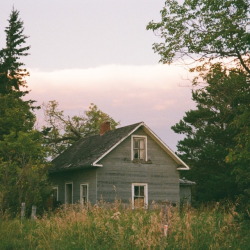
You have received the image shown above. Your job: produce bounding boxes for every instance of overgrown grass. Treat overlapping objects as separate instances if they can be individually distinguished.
[0,203,249,249]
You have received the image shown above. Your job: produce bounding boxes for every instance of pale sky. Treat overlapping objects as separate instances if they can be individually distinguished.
[1,0,195,150]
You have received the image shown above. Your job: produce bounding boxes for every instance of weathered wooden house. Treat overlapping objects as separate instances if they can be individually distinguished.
[50,122,193,208]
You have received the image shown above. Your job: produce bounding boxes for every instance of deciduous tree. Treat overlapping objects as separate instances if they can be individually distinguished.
[147,0,250,74]
[43,101,119,157]
[147,0,250,207]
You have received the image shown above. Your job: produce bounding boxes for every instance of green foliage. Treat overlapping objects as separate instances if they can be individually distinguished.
[148,0,250,208]
[0,8,30,96]
[0,94,35,139]
[226,108,250,213]
[0,9,50,216]
[172,64,250,204]
[0,131,51,215]
[0,204,249,249]
[43,101,120,157]
[147,0,250,74]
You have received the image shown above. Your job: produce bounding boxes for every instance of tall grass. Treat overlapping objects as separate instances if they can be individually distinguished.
[0,203,249,249]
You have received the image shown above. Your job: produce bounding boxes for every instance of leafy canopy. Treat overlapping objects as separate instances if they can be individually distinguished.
[43,101,119,157]
[147,0,250,74]
[148,0,250,207]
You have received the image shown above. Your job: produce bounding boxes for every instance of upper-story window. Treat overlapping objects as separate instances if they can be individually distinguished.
[132,135,147,161]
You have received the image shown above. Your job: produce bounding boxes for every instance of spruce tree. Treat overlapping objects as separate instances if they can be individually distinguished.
[0,8,30,96]
[0,8,35,138]
[0,9,50,216]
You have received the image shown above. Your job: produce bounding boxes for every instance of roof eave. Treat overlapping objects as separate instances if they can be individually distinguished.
[177,167,189,170]
[91,162,103,167]
[142,123,190,170]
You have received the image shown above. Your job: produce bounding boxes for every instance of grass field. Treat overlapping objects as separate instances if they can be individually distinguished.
[0,203,249,250]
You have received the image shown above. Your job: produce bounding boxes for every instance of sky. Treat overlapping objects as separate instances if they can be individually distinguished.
[0,0,195,151]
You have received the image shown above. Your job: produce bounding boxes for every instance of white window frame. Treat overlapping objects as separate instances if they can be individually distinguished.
[80,183,89,205]
[52,186,59,201]
[65,182,73,204]
[131,135,147,161]
[132,183,148,209]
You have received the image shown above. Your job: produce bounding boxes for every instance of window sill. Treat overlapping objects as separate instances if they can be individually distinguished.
[132,159,152,164]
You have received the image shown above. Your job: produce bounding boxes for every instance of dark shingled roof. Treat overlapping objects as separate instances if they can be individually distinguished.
[50,122,142,173]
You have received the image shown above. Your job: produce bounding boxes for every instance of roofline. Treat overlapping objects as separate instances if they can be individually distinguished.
[93,122,189,170]
[92,122,144,166]
[91,163,103,167]
[142,123,189,170]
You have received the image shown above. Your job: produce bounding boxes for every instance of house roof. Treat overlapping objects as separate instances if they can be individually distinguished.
[179,178,196,186]
[50,122,189,173]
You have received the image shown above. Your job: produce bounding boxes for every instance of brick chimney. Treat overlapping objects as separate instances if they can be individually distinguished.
[100,121,111,135]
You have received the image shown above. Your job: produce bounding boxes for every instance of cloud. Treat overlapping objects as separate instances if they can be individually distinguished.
[27,64,195,149]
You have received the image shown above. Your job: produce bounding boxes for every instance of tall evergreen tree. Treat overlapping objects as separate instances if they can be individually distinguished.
[0,8,35,138]
[0,9,50,216]
[172,64,249,202]
[0,8,30,96]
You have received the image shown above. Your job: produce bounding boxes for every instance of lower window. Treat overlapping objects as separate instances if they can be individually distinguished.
[52,186,58,202]
[65,182,73,204]
[132,183,148,209]
[80,184,88,204]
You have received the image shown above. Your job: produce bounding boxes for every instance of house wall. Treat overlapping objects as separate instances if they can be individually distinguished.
[50,168,97,204]
[96,128,180,205]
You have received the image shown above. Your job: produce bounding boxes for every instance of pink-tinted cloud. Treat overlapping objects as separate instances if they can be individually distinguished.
[27,64,195,150]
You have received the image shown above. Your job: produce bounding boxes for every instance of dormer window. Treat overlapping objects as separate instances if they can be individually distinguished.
[132,135,147,161]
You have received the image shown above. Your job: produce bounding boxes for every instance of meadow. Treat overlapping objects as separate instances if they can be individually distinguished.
[0,202,249,250]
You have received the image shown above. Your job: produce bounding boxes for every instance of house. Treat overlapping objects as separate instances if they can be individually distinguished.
[50,122,192,208]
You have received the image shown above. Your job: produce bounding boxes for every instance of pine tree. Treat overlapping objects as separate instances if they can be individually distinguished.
[0,9,50,216]
[0,8,30,96]
[0,8,35,138]
[172,64,249,202]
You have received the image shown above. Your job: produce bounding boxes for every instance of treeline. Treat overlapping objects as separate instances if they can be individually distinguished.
[147,0,250,213]
[1,1,249,216]
[0,9,118,216]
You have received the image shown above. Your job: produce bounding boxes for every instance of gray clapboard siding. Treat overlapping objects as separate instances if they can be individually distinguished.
[50,168,97,204]
[96,128,180,204]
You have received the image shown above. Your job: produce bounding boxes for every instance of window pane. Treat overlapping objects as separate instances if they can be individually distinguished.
[139,149,145,160]
[139,186,144,196]
[82,185,87,196]
[134,186,139,196]
[139,139,145,149]
[134,150,139,159]
[134,197,144,207]
[134,139,139,149]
